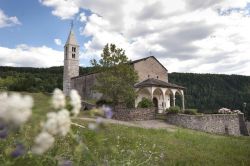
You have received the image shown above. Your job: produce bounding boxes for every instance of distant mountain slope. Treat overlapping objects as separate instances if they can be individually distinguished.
[0,66,249,118]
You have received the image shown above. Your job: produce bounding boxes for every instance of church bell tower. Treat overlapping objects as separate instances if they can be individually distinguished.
[63,23,79,95]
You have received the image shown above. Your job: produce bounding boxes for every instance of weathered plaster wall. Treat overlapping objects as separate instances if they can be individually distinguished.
[71,73,102,100]
[113,108,155,121]
[133,57,168,82]
[166,114,243,136]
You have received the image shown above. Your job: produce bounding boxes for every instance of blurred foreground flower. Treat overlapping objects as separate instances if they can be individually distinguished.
[59,160,73,166]
[70,90,81,117]
[102,105,113,119]
[32,132,55,155]
[32,89,82,155]
[0,92,33,126]
[43,109,71,136]
[52,88,65,109]
[89,105,113,119]
[11,143,25,158]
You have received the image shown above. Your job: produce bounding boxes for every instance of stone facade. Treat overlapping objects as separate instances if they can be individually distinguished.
[63,29,79,96]
[166,114,244,136]
[71,56,171,101]
[112,108,155,121]
[132,56,168,82]
[71,73,102,100]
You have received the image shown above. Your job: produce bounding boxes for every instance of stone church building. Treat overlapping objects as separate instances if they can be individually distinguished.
[63,28,185,113]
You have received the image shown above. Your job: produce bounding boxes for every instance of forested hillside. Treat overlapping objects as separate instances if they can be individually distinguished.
[169,73,250,118]
[0,66,249,118]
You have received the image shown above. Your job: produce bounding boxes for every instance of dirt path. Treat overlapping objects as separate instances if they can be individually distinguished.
[77,117,177,132]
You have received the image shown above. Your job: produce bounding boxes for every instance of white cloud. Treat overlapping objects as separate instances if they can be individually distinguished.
[0,45,63,67]
[39,0,250,75]
[0,9,21,28]
[78,12,87,22]
[54,38,62,46]
[39,0,79,19]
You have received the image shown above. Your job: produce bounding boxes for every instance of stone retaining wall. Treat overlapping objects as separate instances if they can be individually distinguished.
[166,114,247,136]
[112,108,155,121]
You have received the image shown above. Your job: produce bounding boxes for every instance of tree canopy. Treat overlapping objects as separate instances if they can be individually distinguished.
[91,44,138,108]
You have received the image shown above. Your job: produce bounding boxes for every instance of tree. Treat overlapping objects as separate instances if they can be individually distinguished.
[91,44,138,108]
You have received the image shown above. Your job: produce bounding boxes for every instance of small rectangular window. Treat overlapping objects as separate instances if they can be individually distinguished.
[65,46,68,58]
[72,54,75,58]
[72,47,76,52]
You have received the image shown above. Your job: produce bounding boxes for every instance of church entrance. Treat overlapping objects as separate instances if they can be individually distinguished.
[153,97,158,113]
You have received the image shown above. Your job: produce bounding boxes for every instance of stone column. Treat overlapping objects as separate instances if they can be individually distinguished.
[150,87,155,100]
[182,94,185,110]
[161,88,166,110]
[173,94,176,107]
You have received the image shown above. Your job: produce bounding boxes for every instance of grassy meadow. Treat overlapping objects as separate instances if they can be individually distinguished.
[0,92,250,166]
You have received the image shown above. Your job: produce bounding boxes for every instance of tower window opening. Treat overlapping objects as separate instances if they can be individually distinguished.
[72,47,76,52]
[72,54,75,58]
[65,46,68,58]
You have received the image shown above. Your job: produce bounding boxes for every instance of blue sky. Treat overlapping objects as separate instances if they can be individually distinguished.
[0,0,250,75]
[0,0,89,51]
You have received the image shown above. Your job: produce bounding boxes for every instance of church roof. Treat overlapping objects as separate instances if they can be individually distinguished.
[65,28,78,46]
[130,56,168,72]
[134,78,185,89]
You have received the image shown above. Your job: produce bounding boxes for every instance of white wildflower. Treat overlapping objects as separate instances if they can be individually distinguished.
[52,88,65,109]
[96,117,104,124]
[43,109,71,136]
[57,109,71,136]
[70,89,81,117]
[32,132,55,154]
[0,93,33,126]
[88,123,97,130]
[0,92,7,100]
[43,112,58,135]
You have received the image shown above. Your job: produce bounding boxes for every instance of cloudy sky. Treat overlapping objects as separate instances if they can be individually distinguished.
[0,0,250,75]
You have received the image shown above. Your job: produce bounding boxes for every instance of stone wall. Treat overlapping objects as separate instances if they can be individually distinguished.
[133,57,168,82]
[71,73,102,100]
[112,108,155,121]
[166,114,245,136]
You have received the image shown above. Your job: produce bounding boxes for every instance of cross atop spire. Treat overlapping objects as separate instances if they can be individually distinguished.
[65,20,78,46]
[71,20,74,30]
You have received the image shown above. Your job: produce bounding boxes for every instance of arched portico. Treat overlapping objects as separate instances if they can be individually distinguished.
[135,79,185,113]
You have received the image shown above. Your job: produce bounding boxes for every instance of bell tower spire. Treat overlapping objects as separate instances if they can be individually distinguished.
[63,21,79,95]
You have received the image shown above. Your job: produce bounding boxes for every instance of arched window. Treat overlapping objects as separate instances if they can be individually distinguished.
[72,54,75,58]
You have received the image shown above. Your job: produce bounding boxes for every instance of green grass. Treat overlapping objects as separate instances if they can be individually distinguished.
[1,92,250,166]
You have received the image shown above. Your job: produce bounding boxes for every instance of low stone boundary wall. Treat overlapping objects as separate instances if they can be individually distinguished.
[112,108,155,121]
[166,114,248,136]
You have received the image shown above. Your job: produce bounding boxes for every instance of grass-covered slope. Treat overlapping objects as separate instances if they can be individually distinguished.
[1,93,250,166]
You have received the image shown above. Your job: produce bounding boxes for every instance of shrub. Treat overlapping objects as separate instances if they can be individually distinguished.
[138,97,153,108]
[167,106,180,114]
[184,109,198,115]
[96,99,113,107]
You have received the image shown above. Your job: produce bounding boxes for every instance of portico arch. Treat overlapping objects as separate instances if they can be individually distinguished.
[135,88,151,107]
[165,88,173,109]
[173,89,185,110]
[153,88,164,113]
